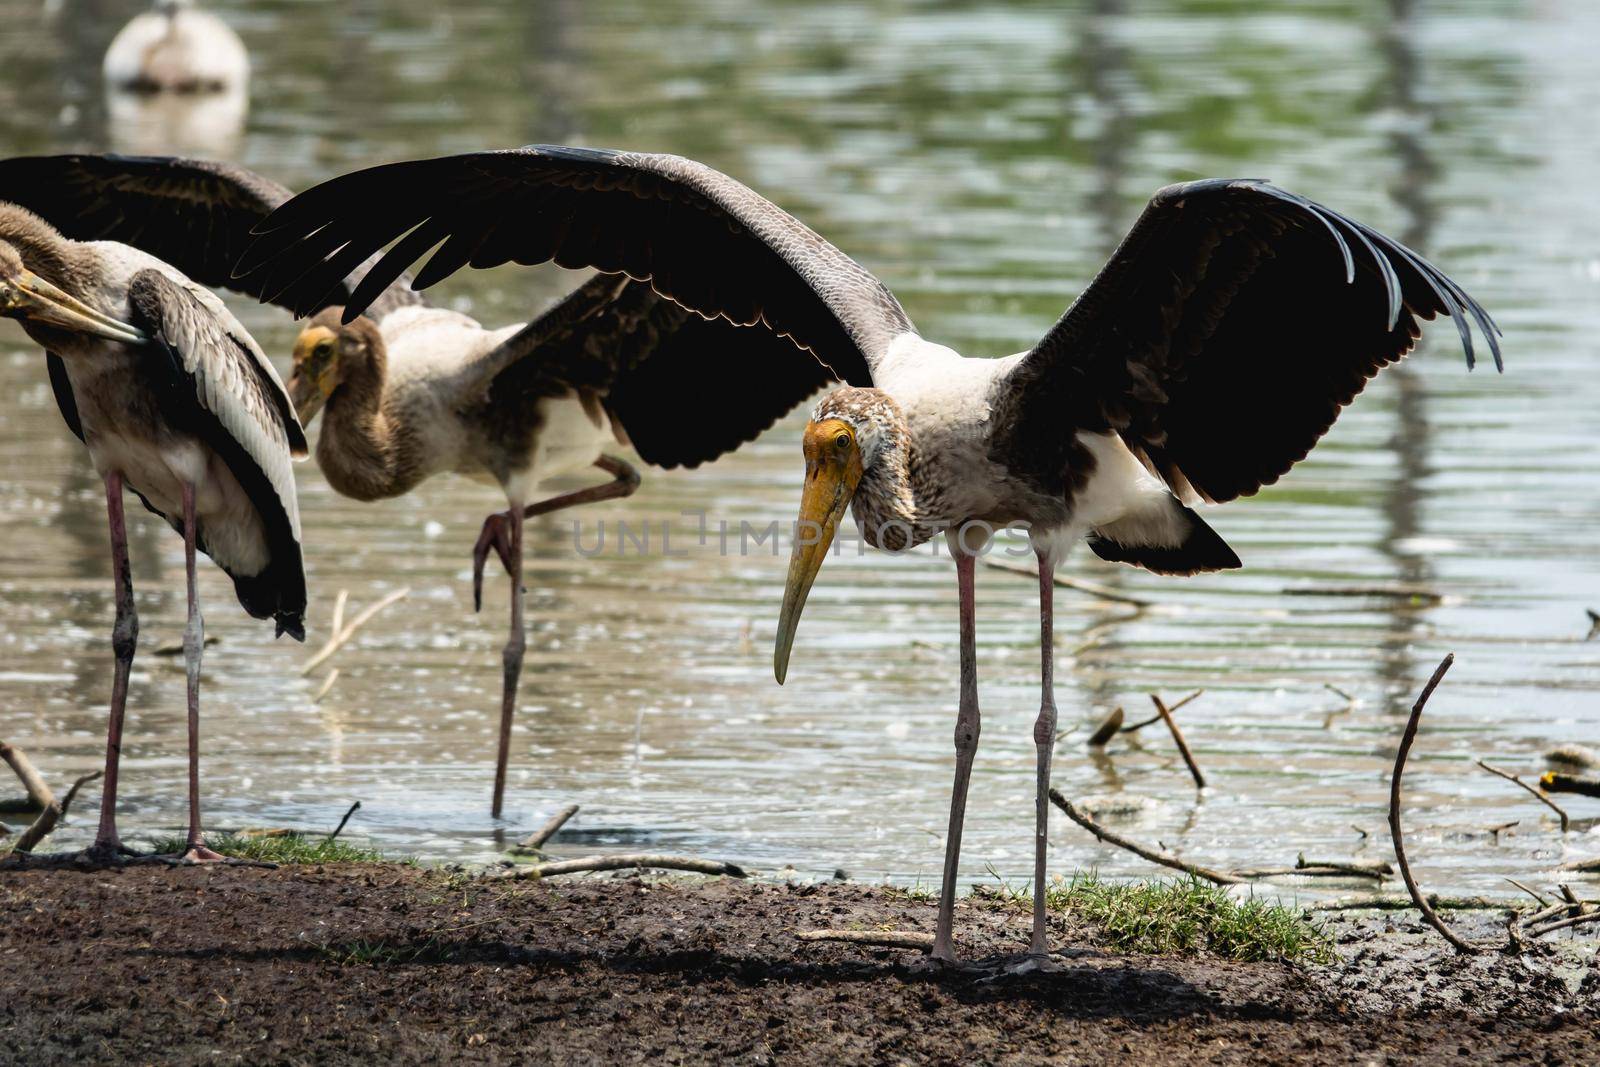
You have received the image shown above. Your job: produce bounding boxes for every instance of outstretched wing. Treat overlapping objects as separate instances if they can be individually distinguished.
[240,144,912,385]
[464,274,839,469]
[128,269,306,638]
[990,179,1501,505]
[0,154,422,320]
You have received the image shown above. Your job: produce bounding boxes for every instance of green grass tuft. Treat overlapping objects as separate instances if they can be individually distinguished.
[995,873,1336,965]
[144,831,393,865]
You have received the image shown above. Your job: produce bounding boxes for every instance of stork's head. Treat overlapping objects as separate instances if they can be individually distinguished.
[288,307,383,423]
[774,387,899,684]
[0,238,144,346]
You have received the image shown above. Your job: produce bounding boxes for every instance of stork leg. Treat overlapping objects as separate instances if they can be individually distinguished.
[475,456,640,819]
[1029,550,1058,956]
[87,471,137,860]
[472,456,642,611]
[177,482,224,863]
[490,505,524,820]
[930,550,981,964]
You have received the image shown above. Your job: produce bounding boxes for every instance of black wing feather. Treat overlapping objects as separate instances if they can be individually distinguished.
[0,154,421,320]
[992,179,1500,505]
[242,145,910,387]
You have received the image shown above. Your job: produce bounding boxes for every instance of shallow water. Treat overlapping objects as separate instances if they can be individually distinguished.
[2,0,1599,900]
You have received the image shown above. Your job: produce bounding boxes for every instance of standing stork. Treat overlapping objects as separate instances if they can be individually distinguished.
[0,153,858,819]
[240,146,1499,964]
[0,166,305,863]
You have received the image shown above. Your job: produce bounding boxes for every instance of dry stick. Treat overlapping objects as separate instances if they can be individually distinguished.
[1151,695,1205,788]
[1475,760,1569,832]
[0,742,66,854]
[1557,883,1586,918]
[1231,865,1386,881]
[1528,911,1600,938]
[311,669,340,704]
[499,854,748,879]
[1506,878,1551,908]
[796,929,934,949]
[1324,683,1357,704]
[300,587,410,676]
[1561,856,1600,873]
[329,588,349,640]
[1525,902,1569,927]
[979,558,1153,607]
[1121,690,1205,733]
[1048,788,1242,885]
[324,801,361,844]
[1086,707,1124,747]
[516,804,579,852]
[1388,653,1479,955]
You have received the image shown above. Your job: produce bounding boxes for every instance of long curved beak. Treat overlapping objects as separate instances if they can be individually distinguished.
[774,448,862,684]
[0,271,146,345]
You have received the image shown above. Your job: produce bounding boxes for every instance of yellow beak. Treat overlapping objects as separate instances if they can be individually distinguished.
[775,422,863,684]
[0,271,146,345]
[288,326,336,422]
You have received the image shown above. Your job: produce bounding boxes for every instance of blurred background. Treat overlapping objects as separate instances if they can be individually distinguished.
[0,0,1596,897]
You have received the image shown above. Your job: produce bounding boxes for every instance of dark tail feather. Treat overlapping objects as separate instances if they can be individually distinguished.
[1088,505,1241,577]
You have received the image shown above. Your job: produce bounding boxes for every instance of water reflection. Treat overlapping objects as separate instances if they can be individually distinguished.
[0,0,1595,899]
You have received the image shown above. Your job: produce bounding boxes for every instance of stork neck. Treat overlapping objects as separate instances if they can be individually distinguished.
[0,206,83,292]
[851,419,941,550]
[315,354,419,501]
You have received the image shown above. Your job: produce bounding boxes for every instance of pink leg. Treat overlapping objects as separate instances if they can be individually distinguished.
[491,506,523,819]
[179,482,223,863]
[1029,551,1058,955]
[89,471,136,859]
[478,456,640,818]
[931,550,981,963]
[473,456,641,612]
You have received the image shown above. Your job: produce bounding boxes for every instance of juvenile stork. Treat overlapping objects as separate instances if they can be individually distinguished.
[240,146,1499,964]
[0,166,305,863]
[103,0,249,95]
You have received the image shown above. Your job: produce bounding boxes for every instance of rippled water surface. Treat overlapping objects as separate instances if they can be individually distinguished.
[2,0,1599,898]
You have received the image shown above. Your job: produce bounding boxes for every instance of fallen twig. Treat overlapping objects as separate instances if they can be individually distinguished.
[980,558,1153,607]
[1528,911,1600,938]
[796,929,933,949]
[515,804,580,853]
[1309,896,1512,912]
[324,801,361,844]
[1231,865,1386,881]
[1,742,60,853]
[1476,760,1569,832]
[1539,772,1600,799]
[1389,653,1478,955]
[300,587,410,676]
[1561,856,1600,873]
[1086,708,1123,747]
[1557,883,1586,918]
[1324,683,1357,704]
[1121,690,1204,733]
[311,669,340,704]
[1283,584,1443,603]
[1048,789,1241,885]
[1506,878,1550,908]
[1151,695,1205,788]
[499,853,747,879]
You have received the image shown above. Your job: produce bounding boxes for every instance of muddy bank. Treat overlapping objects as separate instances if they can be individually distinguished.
[0,864,1595,1065]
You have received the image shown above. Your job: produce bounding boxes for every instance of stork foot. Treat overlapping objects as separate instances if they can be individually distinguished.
[909,950,1066,978]
[472,512,517,613]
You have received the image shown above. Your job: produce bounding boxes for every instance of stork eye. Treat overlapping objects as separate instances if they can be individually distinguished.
[834,433,851,451]
[313,341,333,360]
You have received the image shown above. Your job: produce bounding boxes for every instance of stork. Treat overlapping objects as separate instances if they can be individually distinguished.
[240,145,1499,965]
[0,166,305,863]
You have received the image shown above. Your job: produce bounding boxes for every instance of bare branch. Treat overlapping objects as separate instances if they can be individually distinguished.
[498,853,747,879]
[311,669,340,704]
[1121,690,1204,733]
[1505,878,1550,908]
[1389,653,1479,955]
[1528,911,1600,938]
[1049,789,1241,885]
[515,804,579,853]
[57,770,102,821]
[1476,760,1569,832]
[1086,708,1123,747]
[300,587,410,676]
[796,929,933,948]
[1151,695,1205,789]
[324,801,361,844]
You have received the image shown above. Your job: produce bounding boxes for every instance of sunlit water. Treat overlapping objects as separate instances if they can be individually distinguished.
[2,0,1599,901]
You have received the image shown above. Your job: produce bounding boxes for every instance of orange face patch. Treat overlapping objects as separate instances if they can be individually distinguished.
[802,418,856,465]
